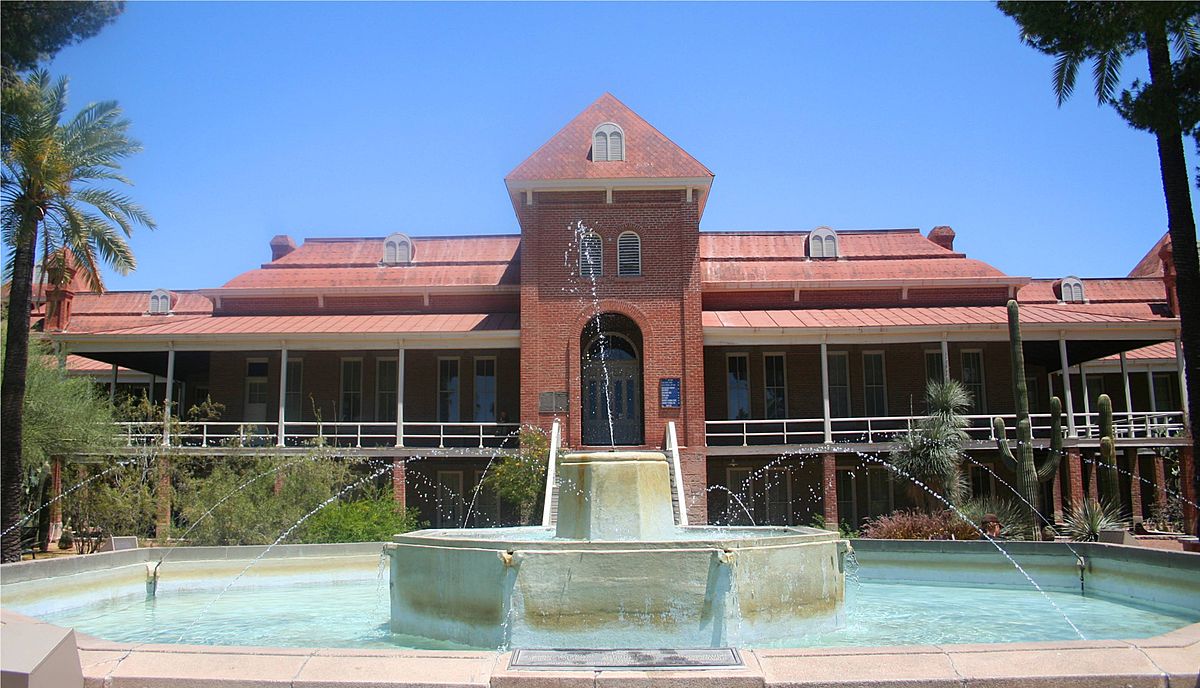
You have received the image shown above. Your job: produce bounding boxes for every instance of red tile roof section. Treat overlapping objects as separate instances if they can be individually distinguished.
[702,304,1168,330]
[701,230,1008,282]
[220,236,520,290]
[85,312,519,337]
[1128,232,1170,278]
[505,94,713,182]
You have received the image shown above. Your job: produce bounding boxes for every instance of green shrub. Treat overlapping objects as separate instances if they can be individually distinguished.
[299,489,424,543]
[482,426,548,525]
[956,496,1032,540]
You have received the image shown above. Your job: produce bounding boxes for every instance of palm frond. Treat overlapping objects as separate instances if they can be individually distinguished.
[74,187,156,235]
[1173,20,1200,59]
[1091,50,1123,104]
[1053,52,1081,107]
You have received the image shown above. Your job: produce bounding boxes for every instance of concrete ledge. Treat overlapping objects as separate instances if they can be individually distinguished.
[62,630,1200,687]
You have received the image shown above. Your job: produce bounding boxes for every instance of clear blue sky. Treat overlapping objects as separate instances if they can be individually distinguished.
[38,1,1198,291]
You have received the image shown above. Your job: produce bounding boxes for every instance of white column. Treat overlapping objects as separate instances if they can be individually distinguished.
[109,363,118,404]
[1177,337,1190,427]
[1079,363,1091,437]
[395,344,405,447]
[277,345,288,447]
[163,346,175,446]
[1147,368,1158,413]
[1120,352,1133,424]
[820,342,832,444]
[941,338,951,382]
[1059,335,1076,437]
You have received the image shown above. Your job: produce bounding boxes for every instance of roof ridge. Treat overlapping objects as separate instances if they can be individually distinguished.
[303,234,521,243]
[701,228,924,236]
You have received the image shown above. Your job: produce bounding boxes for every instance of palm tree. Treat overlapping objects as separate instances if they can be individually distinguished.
[1,70,153,562]
[998,1,1200,536]
[893,379,973,511]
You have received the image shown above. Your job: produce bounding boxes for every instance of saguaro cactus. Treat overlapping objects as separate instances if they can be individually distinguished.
[1096,394,1121,503]
[993,300,1064,538]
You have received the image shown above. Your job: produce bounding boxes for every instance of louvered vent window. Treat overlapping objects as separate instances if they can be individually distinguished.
[592,122,625,162]
[808,227,839,259]
[1060,277,1085,303]
[148,289,171,315]
[382,232,413,266]
[579,232,603,278]
[617,231,641,276]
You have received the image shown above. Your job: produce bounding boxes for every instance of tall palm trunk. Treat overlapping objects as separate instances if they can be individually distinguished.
[1,221,37,562]
[1145,22,1200,535]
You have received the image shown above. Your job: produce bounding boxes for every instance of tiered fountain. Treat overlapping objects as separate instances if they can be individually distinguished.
[386,450,849,648]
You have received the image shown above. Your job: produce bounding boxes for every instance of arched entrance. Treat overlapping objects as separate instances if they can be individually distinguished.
[581,313,644,446]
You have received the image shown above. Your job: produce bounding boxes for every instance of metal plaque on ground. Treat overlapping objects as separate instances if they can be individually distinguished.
[509,648,742,670]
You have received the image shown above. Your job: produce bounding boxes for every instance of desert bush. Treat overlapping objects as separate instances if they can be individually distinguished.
[861,509,980,540]
[1063,498,1128,542]
[60,457,157,551]
[482,426,548,525]
[956,496,1032,540]
[174,452,354,545]
[298,487,424,543]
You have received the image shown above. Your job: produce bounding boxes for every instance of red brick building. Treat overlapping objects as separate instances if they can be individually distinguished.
[42,94,1193,532]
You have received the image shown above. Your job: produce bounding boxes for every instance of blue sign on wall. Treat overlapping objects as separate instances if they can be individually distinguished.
[660,378,681,408]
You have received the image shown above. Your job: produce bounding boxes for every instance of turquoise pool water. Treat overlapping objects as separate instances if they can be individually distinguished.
[31,576,1198,649]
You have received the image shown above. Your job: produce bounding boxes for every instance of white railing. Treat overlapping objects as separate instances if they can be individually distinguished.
[704,410,1187,447]
[117,420,522,450]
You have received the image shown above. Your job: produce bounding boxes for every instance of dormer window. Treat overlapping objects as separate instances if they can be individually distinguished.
[579,232,603,278]
[382,232,413,266]
[592,123,624,162]
[148,288,172,315]
[1060,276,1086,303]
[808,226,840,259]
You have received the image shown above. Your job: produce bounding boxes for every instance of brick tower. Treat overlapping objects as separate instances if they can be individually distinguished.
[505,94,714,522]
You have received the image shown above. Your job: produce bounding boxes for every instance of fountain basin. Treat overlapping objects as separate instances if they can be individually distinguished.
[386,525,846,648]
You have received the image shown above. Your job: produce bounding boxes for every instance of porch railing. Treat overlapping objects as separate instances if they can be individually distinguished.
[116,420,522,450]
[704,410,1186,447]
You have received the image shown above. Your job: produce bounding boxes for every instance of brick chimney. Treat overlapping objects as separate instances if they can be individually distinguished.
[270,235,296,261]
[1159,237,1178,317]
[928,226,955,251]
[44,286,74,332]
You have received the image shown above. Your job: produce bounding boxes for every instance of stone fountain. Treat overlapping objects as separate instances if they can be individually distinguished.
[385,450,848,648]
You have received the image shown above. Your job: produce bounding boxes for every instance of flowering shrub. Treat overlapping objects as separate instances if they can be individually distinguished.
[861,509,980,540]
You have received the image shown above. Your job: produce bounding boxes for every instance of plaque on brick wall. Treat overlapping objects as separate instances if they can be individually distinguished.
[660,378,681,408]
[539,391,568,413]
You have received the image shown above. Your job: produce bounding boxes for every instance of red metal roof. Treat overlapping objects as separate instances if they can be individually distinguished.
[1100,342,1177,362]
[700,229,958,260]
[1017,278,1167,304]
[505,94,713,182]
[702,304,1169,330]
[1128,233,1170,278]
[267,235,520,267]
[82,312,519,337]
[223,265,517,290]
[703,257,1006,283]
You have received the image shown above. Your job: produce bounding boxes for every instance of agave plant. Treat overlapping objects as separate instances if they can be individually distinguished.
[1063,498,1129,542]
[892,379,972,510]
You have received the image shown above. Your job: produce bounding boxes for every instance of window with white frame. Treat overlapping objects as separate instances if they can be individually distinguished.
[148,288,172,315]
[382,232,413,266]
[727,354,750,420]
[863,351,887,417]
[438,358,460,422]
[925,350,945,385]
[1085,374,1105,414]
[764,353,787,419]
[827,351,851,417]
[866,467,894,518]
[764,467,793,525]
[970,464,995,498]
[284,359,303,421]
[960,350,986,413]
[579,232,602,278]
[808,227,839,259]
[435,470,464,527]
[376,359,398,422]
[244,360,269,420]
[592,122,625,161]
[617,231,641,276]
[836,468,857,527]
[474,357,496,422]
[340,358,362,421]
[1152,372,1180,410]
[471,469,503,526]
[1060,276,1086,303]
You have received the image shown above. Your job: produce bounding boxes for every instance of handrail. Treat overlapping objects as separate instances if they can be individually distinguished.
[114,420,522,449]
[665,421,688,526]
[541,419,561,527]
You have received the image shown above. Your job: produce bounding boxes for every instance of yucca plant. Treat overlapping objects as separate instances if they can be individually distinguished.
[1,70,154,562]
[893,379,972,510]
[1063,498,1129,542]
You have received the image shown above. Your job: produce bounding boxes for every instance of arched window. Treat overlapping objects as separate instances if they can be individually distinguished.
[617,231,641,276]
[592,122,625,162]
[1060,276,1086,303]
[148,288,172,315]
[579,232,603,278]
[382,232,413,266]
[809,226,839,259]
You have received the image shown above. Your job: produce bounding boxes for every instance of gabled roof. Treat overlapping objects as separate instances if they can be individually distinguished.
[505,94,713,183]
[1128,232,1170,278]
[54,290,213,334]
[1017,278,1167,304]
